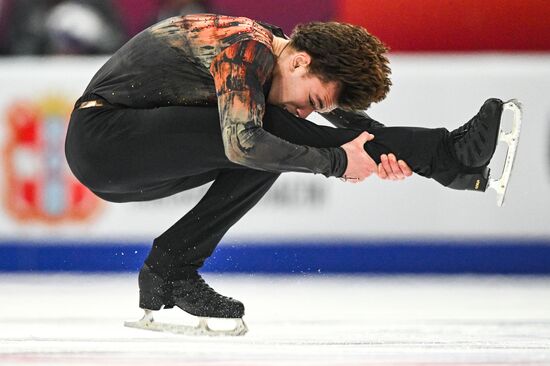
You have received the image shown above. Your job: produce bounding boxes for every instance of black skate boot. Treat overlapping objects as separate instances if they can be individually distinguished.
[171,272,245,319]
[125,264,247,336]
[446,98,522,206]
[447,98,504,192]
[137,264,175,311]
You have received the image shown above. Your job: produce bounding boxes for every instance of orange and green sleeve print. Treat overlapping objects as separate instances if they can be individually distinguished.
[210,40,346,177]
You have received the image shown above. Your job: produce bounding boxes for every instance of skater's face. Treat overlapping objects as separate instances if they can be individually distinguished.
[268,51,339,119]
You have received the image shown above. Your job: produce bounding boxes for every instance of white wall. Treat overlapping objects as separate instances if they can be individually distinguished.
[0,55,549,244]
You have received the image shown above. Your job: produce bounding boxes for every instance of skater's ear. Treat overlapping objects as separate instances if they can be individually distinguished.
[290,51,311,72]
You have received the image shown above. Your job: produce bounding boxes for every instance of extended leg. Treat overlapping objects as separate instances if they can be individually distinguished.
[262,100,521,205]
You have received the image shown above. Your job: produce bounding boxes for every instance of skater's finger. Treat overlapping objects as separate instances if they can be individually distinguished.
[378,155,389,179]
[398,160,413,177]
[378,162,388,179]
[388,154,404,180]
[380,154,397,180]
[380,154,394,179]
[356,131,374,144]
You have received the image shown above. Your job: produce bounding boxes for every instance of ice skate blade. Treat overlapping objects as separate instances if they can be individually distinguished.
[488,99,522,207]
[124,310,248,336]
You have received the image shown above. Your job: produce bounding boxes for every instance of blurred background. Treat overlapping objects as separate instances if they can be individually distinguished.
[0,0,549,275]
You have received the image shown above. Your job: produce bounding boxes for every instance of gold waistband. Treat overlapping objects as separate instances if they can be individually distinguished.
[78,100,104,109]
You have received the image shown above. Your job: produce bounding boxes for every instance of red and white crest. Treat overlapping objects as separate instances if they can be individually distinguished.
[3,97,101,223]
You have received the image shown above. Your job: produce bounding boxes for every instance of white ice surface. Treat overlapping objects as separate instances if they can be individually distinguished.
[0,274,549,365]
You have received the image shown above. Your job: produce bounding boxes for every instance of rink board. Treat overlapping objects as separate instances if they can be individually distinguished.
[0,55,549,273]
[1,239,550,274]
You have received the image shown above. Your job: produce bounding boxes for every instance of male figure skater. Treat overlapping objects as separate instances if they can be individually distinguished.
[65,14,520,335]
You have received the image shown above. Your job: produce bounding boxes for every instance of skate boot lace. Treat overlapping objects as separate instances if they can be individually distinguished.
[172,273,234,302]
[452,109,490,167]
[454,110,486,141]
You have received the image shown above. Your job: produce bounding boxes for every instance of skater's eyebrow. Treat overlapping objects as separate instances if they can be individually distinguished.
[319,94,337,112]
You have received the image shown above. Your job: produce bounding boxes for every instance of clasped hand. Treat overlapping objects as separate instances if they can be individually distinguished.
[340,132,412,183]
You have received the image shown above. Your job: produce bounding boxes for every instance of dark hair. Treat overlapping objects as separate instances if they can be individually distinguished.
[289,22,391,110]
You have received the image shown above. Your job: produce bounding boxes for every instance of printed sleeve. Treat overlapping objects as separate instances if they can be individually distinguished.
[321,109,385,130]
[210,40,346,177]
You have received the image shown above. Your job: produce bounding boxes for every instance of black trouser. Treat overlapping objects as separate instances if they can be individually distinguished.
[65,102,459,280]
